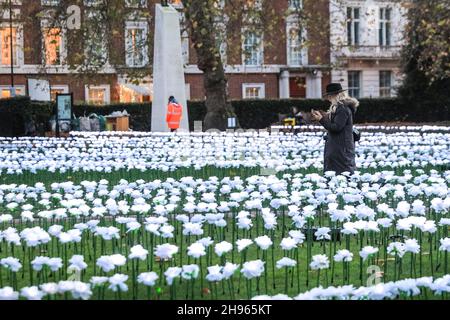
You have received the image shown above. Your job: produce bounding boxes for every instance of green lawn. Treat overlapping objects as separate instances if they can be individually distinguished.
[0,215,447,300]
[0,165,448,300]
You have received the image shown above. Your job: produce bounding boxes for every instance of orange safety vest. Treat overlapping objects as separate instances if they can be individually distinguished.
[166,102,183,129]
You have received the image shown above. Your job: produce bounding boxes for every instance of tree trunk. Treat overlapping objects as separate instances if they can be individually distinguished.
[183,0,237,131]
[202,66,232,131]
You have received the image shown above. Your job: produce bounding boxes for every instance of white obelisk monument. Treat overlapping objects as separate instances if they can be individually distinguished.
[151,4,189,132]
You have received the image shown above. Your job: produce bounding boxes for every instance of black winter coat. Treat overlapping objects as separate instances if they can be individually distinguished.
[319,101,357,175]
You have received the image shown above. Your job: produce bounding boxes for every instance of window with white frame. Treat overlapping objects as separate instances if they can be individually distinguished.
[0,26,18,66]
[84,11,108,66]
[0,85,25,98]
[50,85,69,101]
[42,27,64,65]
[287,23,305,66]
[379,7,392,46]
[243,31,263,66]
[125,22,148,67]
[347,71,361,98]
[125,0,147,8]
[347,7,360,46]
[41,0,60,5]
[242,83,265,99]
[379,70,392,97]
[288,0,302,11]
[85,85,110,105]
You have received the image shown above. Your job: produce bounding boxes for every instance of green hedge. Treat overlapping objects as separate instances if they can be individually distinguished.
[0,96,48,136]
[187,98,450,129]
[1,96,448,136]
[0,97,151,135]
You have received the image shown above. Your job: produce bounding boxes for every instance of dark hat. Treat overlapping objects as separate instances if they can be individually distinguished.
[168,96,175,102]
[323,83,346,97]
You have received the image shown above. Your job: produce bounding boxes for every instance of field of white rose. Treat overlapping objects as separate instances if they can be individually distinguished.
[0,127,449,300]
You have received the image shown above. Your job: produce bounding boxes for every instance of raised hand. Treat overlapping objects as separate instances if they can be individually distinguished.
[311,110,323,121]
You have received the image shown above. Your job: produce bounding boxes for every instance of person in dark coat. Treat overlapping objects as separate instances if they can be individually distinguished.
[311,83,359,176]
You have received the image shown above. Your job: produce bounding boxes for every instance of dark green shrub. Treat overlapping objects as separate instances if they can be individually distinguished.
[1,97,448,136]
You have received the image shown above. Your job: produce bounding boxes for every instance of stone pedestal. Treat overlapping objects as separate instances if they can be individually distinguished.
[151,4,189,132]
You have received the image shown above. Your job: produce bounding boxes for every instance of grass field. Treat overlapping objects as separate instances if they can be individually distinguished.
[0,131,448,300]
[0,166,448,300]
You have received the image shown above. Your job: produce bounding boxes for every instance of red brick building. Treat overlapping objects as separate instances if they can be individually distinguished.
[0,0,330,104]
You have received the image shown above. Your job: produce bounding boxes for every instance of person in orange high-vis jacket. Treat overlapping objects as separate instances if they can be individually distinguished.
[166,96,183,132]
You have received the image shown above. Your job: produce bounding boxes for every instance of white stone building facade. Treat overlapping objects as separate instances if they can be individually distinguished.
[330,0,408,98]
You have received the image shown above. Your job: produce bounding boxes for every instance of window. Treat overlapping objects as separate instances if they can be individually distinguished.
[287,25,304,66]
[85,85,110,105]
[120,86,145,103]
[379,71,392,97]
[118,77,151,103]
[242,83,265,99]
[125,22,148,67]
[347,7,360,46]
[0,86,25,98]
[125,0,147,8]
[289,77,306,98]
[43,28,62,65]
[347,71,361,98]
[0,27,17,66]
[379,8,392,46]
[288,0,302,10]
[84,11,108,66]
[50,85,69,101]
[243,31,263,66]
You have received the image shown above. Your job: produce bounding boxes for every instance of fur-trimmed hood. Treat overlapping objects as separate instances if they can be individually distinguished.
[343,97,359,116]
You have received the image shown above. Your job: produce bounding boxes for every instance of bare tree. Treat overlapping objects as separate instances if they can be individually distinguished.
[182,0,235,130]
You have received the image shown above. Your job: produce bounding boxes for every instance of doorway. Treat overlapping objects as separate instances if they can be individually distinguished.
[289,77,306,98]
